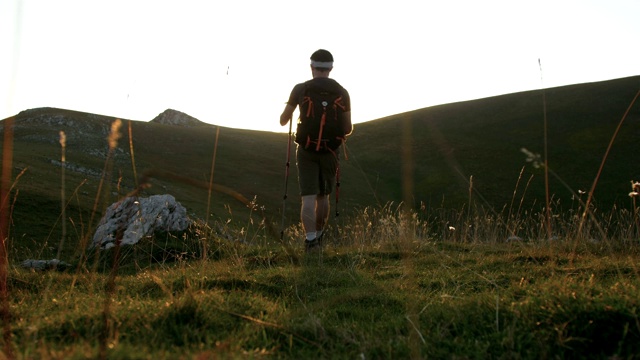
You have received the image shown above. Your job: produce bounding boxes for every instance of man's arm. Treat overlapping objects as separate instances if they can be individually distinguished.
[280,104,296,126]
[342,111,353,136]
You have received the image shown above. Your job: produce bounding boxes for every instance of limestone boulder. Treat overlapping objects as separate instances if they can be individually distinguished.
[92,194,191,249]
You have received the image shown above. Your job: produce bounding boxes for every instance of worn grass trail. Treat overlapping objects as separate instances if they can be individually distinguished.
[5,228,640,359]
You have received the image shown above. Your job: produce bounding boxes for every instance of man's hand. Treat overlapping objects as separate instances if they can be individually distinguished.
[280,104,296,126]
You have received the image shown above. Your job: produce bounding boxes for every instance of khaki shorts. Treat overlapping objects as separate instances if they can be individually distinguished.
[296,147,339,196]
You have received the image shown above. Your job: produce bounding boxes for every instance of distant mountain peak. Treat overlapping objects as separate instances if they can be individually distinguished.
[150,109,209,127]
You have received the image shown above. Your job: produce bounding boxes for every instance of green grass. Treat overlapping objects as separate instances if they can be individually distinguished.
[4,210,640,359]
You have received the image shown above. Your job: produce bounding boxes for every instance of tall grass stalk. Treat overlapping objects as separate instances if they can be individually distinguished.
[93,119,124,358]
[576,88,640,237]
[74,119,123,273]
[539,58,552,241]
[507,167,524,222]
[57,131,67,262]
[465,175,473,241]
[399,114,424,359]
[205,126,220,228]
[0,116,14,358]
[204,126,221,261]
[127,120,138,189]
[632,181,640,240]
[39,131,72,305]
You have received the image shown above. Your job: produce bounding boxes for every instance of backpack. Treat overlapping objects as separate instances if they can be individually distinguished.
[295,79,347,152]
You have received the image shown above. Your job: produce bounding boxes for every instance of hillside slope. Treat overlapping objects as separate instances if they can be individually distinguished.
[345,75,640,211]
[1,107,290,254]
[1,76,639,254]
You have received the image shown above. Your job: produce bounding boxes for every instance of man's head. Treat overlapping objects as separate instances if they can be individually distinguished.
[310,49,333,77]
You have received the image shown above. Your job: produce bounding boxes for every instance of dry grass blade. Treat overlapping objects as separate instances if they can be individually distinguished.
[218,307,323,349]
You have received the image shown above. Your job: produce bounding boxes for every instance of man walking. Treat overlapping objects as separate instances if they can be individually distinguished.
[280,49,352,252]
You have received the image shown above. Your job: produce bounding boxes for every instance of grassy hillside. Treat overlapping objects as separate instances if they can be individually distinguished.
[1,108,292,259]
[345,75,640,211]
[1,76,639,260]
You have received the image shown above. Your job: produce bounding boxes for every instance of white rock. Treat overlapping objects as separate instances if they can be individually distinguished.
[92,194,190,249]
[21,258,71,270]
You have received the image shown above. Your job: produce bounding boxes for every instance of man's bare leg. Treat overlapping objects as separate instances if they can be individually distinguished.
[315,194,330,237]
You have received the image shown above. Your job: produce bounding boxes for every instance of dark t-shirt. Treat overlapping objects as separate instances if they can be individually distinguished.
[286,77,351,112]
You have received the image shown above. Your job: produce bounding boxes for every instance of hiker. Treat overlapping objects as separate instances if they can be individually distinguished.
[279,49,352,252]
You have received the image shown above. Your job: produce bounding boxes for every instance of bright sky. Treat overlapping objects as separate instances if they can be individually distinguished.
[2,0,639,133]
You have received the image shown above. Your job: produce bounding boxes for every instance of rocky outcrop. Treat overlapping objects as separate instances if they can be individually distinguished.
[92,194,191,249]
[21,259,72,271]
[150,109,208,127]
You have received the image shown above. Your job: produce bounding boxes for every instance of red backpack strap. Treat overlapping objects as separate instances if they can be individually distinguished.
[302,96,313,118]
[315,104,328,151]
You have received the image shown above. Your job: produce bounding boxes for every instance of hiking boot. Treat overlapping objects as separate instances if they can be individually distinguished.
[315,232,324,246]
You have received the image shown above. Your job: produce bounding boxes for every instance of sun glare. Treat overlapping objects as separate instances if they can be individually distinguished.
[2,0,639,132]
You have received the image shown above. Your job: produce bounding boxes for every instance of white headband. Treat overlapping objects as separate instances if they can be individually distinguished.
[310,60,333,68]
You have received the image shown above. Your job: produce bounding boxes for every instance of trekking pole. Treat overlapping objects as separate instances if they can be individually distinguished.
[335,163,340,218]
[335,140,348,219]
[280,119,293,240]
